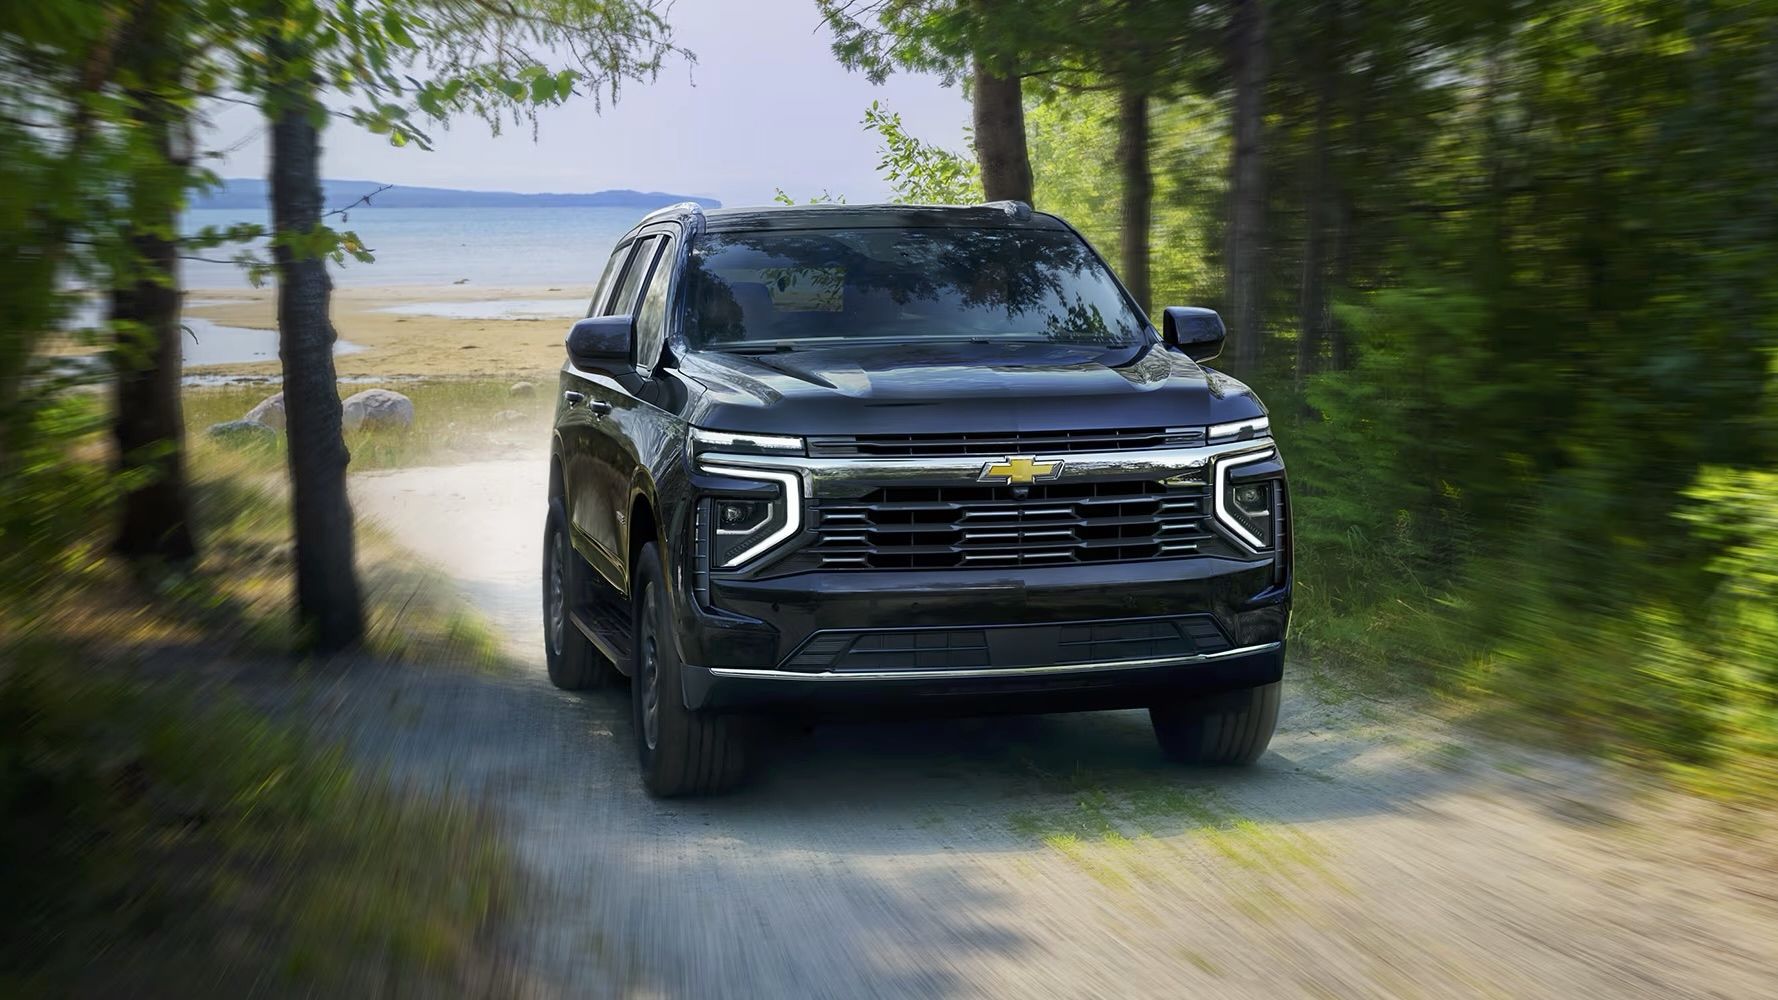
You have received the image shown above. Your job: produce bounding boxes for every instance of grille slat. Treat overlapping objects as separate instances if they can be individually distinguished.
[808,426,1204,458]
[812,480,1213,570]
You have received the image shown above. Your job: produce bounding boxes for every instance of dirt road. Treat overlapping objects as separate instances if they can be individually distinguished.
[345,457,1778,999]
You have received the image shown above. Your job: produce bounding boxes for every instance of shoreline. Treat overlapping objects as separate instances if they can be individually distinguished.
[182,283,591,381]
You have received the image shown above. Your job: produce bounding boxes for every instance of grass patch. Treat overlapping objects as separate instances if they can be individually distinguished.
[1,389,524,994]
[10,455,505,671]
[184,378,554,473]
[1006,778,1341,896]
[0,643,513,996]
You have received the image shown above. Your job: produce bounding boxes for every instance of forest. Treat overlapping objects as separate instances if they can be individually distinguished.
[817,0,1778,775]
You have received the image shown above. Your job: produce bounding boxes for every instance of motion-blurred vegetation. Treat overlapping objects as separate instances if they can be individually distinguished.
[0,388,517,992]
[0,645,513,996]
[835,0,1778,784]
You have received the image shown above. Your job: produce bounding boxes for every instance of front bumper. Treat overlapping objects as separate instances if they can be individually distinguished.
[675,557,1289,712]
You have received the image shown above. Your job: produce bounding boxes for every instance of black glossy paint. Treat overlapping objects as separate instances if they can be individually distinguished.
[550,202,1292,715]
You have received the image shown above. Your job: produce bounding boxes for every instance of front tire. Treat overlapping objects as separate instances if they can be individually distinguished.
[542,496,617,691]
[1150,681,1281,765]
[632,541,749,797]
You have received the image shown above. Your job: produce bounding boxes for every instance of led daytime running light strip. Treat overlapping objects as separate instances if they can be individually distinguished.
[699,464,802,567]
[1213,449,1277,550]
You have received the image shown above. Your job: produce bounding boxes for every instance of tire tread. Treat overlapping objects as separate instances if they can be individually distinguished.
[1150,681,1281,765]
[634,543,748,797]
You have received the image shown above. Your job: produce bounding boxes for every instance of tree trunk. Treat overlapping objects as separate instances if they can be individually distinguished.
[1116,87,1153,314]
[111,92,197,563]
[1226,0,1268,373]
[1296,0,1336,394]
[267,38,364,652]
[971,58,1035,205]
[1328,187,1353,371]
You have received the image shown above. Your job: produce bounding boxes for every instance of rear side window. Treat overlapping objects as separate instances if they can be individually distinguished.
[606,235,662,317]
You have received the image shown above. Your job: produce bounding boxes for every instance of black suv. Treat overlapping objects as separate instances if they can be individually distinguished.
[544,201,1290,796]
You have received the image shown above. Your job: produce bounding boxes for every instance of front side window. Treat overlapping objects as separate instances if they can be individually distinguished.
[680,227,1145,350]
[588,243,629,318]
[634,238,675,370]
[605,235,662,317]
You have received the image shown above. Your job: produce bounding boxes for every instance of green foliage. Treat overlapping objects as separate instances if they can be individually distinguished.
[862,100,980,203]
[772,187,847,206]
[0,394,126,614]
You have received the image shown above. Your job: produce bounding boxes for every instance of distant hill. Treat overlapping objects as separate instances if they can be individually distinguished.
[192,178,721,211]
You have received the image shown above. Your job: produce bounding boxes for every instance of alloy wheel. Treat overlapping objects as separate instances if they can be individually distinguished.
[547,526,566,656]
[640,588,661,751]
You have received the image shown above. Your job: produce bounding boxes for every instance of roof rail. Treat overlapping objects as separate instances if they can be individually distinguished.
[980,199,1033,221]
[635,200,708,236]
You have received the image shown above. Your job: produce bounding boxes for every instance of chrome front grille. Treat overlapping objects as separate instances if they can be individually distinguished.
[807,426,1204,458]
[810,480,1213,570]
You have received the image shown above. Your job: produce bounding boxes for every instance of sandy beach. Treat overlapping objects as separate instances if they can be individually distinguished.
[183,283,594,380]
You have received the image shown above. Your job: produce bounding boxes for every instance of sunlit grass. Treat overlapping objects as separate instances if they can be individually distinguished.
[183,377,554,473]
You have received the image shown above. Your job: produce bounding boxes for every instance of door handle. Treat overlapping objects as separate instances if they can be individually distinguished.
[563,390,612,415]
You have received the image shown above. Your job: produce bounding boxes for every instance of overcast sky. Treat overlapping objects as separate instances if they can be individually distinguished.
[201,0,973,207]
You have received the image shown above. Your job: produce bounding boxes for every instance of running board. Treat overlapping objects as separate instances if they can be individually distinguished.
[570,603,633,674]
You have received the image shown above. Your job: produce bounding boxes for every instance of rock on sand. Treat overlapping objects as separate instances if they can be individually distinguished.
[244,392,285,431]
[342,389,415,432]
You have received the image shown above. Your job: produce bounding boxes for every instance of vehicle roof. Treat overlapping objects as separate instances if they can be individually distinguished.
[702,202,1069,233]
[625,200,1071,239]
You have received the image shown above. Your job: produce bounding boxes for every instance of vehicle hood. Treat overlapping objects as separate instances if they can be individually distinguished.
[674,340,1266,437]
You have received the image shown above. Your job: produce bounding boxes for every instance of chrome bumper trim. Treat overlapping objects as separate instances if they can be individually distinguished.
[705,641,1281,683]
[698,439,1278,499]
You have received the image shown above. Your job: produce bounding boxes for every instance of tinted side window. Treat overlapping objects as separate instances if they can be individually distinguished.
[587,242,631,318]
[606,235,662,317]
[634,238,675,370]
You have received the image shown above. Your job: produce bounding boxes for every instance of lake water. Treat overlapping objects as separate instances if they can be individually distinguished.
[182,317,364,366]
[183,206,644,289]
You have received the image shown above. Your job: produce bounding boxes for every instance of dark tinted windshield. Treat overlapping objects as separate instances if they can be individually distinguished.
[681,227,1147,350]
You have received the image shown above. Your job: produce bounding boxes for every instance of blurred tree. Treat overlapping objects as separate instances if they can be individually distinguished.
[1224,0,1266,372]
[222,0,685,651]
[109,0,201,563]
[0,2,139,472]
[818,0,1046,203]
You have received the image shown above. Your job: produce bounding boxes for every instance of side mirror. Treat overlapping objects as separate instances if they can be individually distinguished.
[1161,306,1225,363]
[565,315,635,373]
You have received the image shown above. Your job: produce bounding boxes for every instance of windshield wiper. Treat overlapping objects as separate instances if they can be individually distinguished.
[710,342,799,355]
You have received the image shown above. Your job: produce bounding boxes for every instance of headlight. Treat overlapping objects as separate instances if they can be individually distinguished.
[689,427,804,457]
[1207,415,1269,444]
[699,465,801,569]
[1214,449,1277,551]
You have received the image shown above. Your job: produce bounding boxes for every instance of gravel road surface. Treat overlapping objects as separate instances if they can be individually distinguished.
[342,457,1778,999]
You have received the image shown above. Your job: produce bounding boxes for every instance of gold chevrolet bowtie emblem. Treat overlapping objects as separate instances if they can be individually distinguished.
[979,455,1064,485]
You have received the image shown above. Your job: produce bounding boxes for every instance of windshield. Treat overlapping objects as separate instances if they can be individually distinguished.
[680,226,1148,350]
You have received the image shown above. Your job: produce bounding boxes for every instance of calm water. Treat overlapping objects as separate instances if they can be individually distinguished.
[182,317,364,366]
[183,206,643,289]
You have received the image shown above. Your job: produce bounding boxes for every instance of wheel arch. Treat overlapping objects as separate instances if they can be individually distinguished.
[626,470,664,596]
